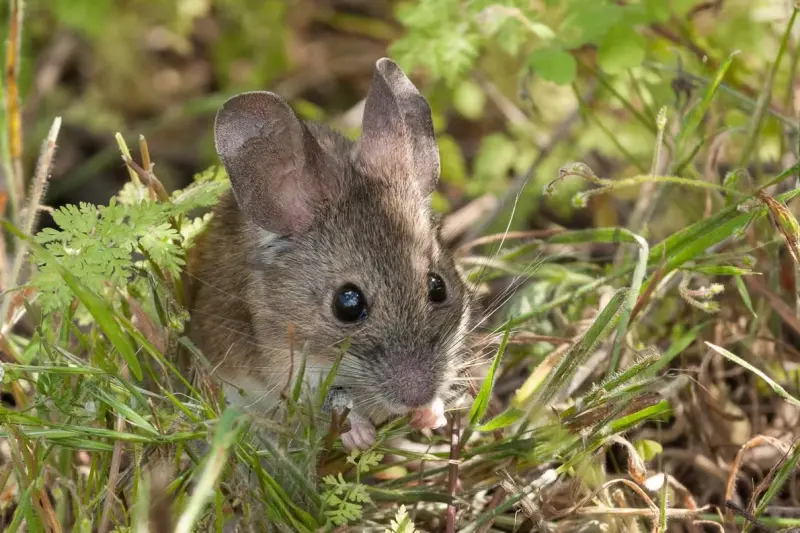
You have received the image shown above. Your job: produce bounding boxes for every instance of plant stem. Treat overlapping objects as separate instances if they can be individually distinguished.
[739,7,799,167]
[3,0,25,223]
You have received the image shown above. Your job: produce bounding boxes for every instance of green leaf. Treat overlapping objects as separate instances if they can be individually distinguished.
[391,1,479,85]
[559,4,622,47]
[633,439,663,461]
[93,388,159,436]
[597,25,646,74]
[438,134,468,186]
[548,228,639,246]
[620,2,670,25]
[644,0,670,22]
[688,265,757,276]
[735,275,757,319]
[50,0,113,38]
[453,79,486,120]
[469,326,510,426]
[528,46,577,85]
[470,133,518,196]
[607,399,672,432]
[385,505,417,533]
[637,180,800,294]
[672,0,698,16]
[4,221,143,380]
[476,406,524,432]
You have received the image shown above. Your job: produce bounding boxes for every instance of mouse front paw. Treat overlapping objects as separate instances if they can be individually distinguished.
[409,397,447,430]
[341,418,377,451]
[324,388,378,451]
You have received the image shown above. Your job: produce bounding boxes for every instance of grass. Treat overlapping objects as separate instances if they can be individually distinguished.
[3,3,800,533]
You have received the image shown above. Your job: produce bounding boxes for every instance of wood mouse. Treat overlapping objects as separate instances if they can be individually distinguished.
[187,58,472,450]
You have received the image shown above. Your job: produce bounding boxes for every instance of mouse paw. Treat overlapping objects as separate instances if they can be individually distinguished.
[341,419,377,451]
[409,397,447,430]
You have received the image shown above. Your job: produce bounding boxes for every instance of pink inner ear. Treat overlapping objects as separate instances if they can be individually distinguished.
[357,60,439,195]
[214,90,349,237]
[358,133,412,181]
[273,171,316,236]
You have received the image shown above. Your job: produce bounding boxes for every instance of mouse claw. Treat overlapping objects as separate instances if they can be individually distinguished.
[341,419,377,451]
[409,397,447,430]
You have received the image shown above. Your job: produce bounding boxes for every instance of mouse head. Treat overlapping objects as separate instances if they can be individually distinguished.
[213,58,471,418]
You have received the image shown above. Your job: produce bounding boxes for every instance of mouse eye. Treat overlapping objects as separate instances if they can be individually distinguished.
[333,284,368,322]
[427,273,447,303]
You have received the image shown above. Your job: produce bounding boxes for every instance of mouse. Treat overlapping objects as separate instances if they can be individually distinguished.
[186,57,472,451]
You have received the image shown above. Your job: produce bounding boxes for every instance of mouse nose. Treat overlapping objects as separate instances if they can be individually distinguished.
[391,366,437,409]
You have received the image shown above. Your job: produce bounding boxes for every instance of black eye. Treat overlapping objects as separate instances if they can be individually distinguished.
[333,284,368,322]
[427,273,447,303]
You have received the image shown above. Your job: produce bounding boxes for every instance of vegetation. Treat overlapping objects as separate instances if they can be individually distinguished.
[1,0,800,531]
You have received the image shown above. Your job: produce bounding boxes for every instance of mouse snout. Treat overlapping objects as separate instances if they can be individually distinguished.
[387,365,439,410]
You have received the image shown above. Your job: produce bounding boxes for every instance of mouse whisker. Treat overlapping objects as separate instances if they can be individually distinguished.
[184,270,262,307]
[457,188,533,300]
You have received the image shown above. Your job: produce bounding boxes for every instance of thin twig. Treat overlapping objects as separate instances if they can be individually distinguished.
[620,107,670,269]
[724,435,792,518]
[0,117,61,341]
[3,0,24,223]
[139,134,152,175]
[445,413,461,533]
[574,506,704,519]
[123,156,170,203]
[0,191,8,291]
[474,486,507,533]
[99,414,127,533]
[724,501,775,533]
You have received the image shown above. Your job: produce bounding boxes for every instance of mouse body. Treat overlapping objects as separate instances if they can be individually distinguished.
[187,58,472,449]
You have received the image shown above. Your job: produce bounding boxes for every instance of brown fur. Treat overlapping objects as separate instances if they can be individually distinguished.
[186,59,471,426]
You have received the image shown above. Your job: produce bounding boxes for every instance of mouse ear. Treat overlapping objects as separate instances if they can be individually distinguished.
[214,91,337,236]
[358,58,440,196]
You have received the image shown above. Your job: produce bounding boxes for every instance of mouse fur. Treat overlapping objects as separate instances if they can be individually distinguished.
[187,58,472,448]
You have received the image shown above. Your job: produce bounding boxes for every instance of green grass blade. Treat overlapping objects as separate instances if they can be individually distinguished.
[92,388,159,436]
[469,324,510,426]
[174,408,245,533]
[547,228,639,246]
[646,322,710,376]
[735,275,758,318]
[291,343,309,405]
[316,339,349,410]
[476,406,524,432]
[747,443,800,531]
[675,51,738,156]
[523,288,628,412]
[706,342,800,407]
[608,231,649,376]
[739,8,799,166]
[642,184,800,293]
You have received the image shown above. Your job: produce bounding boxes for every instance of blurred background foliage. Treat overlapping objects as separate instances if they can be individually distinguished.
[5,0,797,243]
[1,1,800,530]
